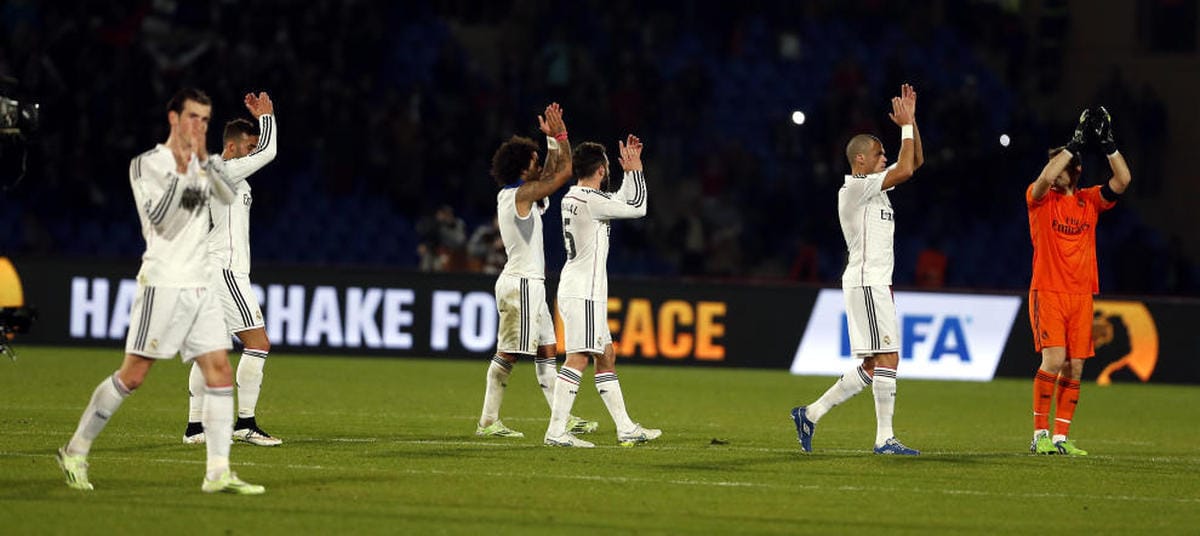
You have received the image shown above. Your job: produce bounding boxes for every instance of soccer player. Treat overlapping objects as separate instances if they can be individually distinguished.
[544,135,658,448]
[1027,107,1130,456]
[183,92,280,447]
[56,88,264,494]
[476,103,597,438]
[791,84,924,455]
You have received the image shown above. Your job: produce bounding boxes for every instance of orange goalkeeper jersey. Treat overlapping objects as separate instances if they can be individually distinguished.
[1026,183,1115,294]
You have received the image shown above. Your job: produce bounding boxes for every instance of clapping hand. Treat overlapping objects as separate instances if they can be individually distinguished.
[538,102,566,138]
[244,92,274,118]
[1091,106,1116,154]
[1066,109,1091,155]
[618,135,643,172]
[900,83,916,119]
[888,87,915,127]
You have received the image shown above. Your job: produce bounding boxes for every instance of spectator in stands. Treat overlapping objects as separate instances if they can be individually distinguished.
[416,204,467,272]
[467,216,506,274]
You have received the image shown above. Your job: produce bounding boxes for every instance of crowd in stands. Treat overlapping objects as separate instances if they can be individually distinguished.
[1,0,1194,295]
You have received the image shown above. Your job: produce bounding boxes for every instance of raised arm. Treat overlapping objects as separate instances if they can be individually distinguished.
[1032,110,1091,201]
[590,135,648,220]
[208,92,278,186]
[1031,150,1075,201]
[881,92,916,190]
[1093,106,1132,197]
[515,103,573,208]
[903,84,924,171]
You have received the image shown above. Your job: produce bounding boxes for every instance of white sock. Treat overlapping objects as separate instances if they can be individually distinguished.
[203,386,234,480]
[546,366,582,438]
[65,373,131,456]
[873,367,897,446]
[187,362,205,423]
[534,357,557,408]
[478,355,513,427]
[1052,434,1067,443]
[236,349,268,419]
[807,365,872,422]
[595,371,636,435]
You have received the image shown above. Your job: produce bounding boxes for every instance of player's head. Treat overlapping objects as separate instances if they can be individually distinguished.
[490,136,540,187]
[572,142,609,189]
[166,88,212,135]
[846,134,885,174]
[222,118,259,159]
[1047,146,1082,190]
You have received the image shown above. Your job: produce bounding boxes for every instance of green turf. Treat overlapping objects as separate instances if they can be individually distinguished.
[2,346,1198,534]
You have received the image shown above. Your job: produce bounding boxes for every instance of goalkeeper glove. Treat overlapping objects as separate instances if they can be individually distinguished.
[1093,106,1117,155]
[1065,109,1091,155]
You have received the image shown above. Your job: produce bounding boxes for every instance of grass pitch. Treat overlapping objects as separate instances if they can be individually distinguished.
[2,346,1198,534]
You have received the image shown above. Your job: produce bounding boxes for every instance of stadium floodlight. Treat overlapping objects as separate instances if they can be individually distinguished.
[999,134,1011,147]
[791,110,806,125]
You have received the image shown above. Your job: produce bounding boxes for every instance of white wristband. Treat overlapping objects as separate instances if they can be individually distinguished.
[1106,149,1120,158]
[546,136,560,151]
[901,124,914,140]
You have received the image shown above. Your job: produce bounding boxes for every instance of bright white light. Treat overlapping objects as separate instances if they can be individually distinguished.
[999,134,1011,147]
[791,111,806,125]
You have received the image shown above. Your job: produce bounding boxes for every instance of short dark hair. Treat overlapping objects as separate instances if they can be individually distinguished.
[223,118,258,142]
[166,88,212,114]
[572,142,607,181]
[1048,145,1082,183]
[490,136,538,187]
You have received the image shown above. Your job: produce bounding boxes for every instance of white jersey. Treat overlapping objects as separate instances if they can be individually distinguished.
[838,167,895,287]
[207,114,278,273]
[129,145,235,287]
[558,171,647,300]
[497,187,548,279]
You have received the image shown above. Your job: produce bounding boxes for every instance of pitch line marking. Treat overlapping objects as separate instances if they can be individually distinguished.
[5,451,1200,504]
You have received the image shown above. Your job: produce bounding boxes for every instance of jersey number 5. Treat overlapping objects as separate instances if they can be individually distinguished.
[564,231,577,260]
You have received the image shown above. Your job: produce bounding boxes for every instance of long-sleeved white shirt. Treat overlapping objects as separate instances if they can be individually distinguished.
[129,145,231,286]
[206,114,278,274]
[557,170,647,300]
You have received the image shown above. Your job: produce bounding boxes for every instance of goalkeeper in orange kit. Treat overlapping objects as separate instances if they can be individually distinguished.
[1025,107,1131,455]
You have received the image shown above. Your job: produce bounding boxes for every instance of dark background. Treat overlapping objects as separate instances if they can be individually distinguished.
[2,0,1197,296]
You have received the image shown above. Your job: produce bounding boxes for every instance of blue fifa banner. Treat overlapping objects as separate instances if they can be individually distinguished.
[790,289,1022,381]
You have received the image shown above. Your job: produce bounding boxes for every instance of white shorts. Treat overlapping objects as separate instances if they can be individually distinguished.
[124,285,233,361]
[495,275,557,355]
[559,297,611,355]
[843,285,900,357]
[212,268,264,333]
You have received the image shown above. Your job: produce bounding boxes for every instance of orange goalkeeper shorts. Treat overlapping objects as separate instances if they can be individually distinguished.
[1028,289,1094,359]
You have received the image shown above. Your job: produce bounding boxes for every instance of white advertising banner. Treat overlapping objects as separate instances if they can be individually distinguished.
[790,289,1021,381]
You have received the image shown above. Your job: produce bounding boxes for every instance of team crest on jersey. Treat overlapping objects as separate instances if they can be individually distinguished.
[149,339,159,351]
[255,311,263,322]
[179,185,208,212]
[883,335,891,346]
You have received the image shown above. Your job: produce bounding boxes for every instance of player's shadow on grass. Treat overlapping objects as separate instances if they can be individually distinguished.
[654,453,802,472]
[89,441,205,457]
[863,451,1058,465]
